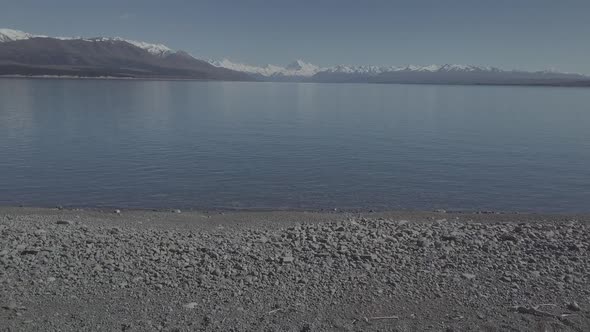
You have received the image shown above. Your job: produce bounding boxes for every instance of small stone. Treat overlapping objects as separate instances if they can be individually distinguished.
[441,233,459,241]
[173,209,182,214]
[47,277,56,282]
[417,238,430,247]
[499,234,518,242]
[301,323,312,332]
[108,227,121,234]
[461,273,476,280]
[297,278,308,284]
[567,301,581,312]
[282,256,294,263]
[56,220,73,225]
[361,254,378,261]
[183,302,198,309]
[2,302,17,310]
[568,244,581,251]
[114,209,121,214]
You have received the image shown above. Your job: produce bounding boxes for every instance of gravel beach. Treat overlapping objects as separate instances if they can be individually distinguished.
[1,207,589,331]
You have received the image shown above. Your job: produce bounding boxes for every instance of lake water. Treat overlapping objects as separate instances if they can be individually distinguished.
[0,78,589,212]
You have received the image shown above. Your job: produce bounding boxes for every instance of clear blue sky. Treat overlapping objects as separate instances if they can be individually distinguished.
[2,0,590,73]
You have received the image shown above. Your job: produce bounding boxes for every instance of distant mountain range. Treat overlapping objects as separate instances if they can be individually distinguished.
[211,58,590,86]
[2,28,590,86]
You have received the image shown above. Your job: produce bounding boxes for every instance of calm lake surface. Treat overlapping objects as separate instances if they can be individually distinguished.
[1,78,589,212]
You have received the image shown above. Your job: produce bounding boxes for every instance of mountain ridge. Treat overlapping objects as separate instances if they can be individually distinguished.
[2,28,589,86]
[209,58,586,79]
[0,28,173,56]
[0,29,251,80]
[209,59,590,86]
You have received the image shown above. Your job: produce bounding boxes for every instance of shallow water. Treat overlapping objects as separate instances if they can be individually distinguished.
[1,78,589,212]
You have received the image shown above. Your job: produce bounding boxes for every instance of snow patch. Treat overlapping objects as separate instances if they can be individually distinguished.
[209,59,510,78]
[66,37,173,56]
[87,37,173,56]
[208,59,322,77]
[0,29,43,42]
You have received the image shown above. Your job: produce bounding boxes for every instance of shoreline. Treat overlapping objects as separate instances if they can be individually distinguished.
[2,75,590,88]
[1,206,589,331]
[3,206,590,231]
[4,204,589,215]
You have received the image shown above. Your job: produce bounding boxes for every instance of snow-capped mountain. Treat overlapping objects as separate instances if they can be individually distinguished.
[314,63,588,85]
[0,28,249,80]
[208,59,322,78]
[283,60,322,76]
[312,64,507,82]
[0,29,172,56]
[210,61,505,77]
[81,37,173,57]
[2,28,589,86]
[208,58,588,85]
[324,64,502,74]
[0,29,42,42]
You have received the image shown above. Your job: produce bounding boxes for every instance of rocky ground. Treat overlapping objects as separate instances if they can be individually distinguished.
[1,207,589,331]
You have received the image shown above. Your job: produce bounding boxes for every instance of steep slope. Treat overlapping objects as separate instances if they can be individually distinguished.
[0,30,252,80]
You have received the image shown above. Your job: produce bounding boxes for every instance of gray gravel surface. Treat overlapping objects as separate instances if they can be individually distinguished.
[1,207,589,331]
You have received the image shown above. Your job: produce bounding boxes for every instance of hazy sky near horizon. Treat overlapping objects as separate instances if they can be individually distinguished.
[2,0,590,73]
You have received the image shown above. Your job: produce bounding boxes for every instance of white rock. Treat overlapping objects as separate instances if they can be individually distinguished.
[183,302,198,309]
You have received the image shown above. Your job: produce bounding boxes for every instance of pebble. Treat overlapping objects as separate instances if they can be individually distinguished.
[461,273,476,280]
[1,211,589,331]
[183,302,198,309]
[56,220,73,225]
[361,254,378,261]
[417,238,430,247]
[567,301,581,312]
